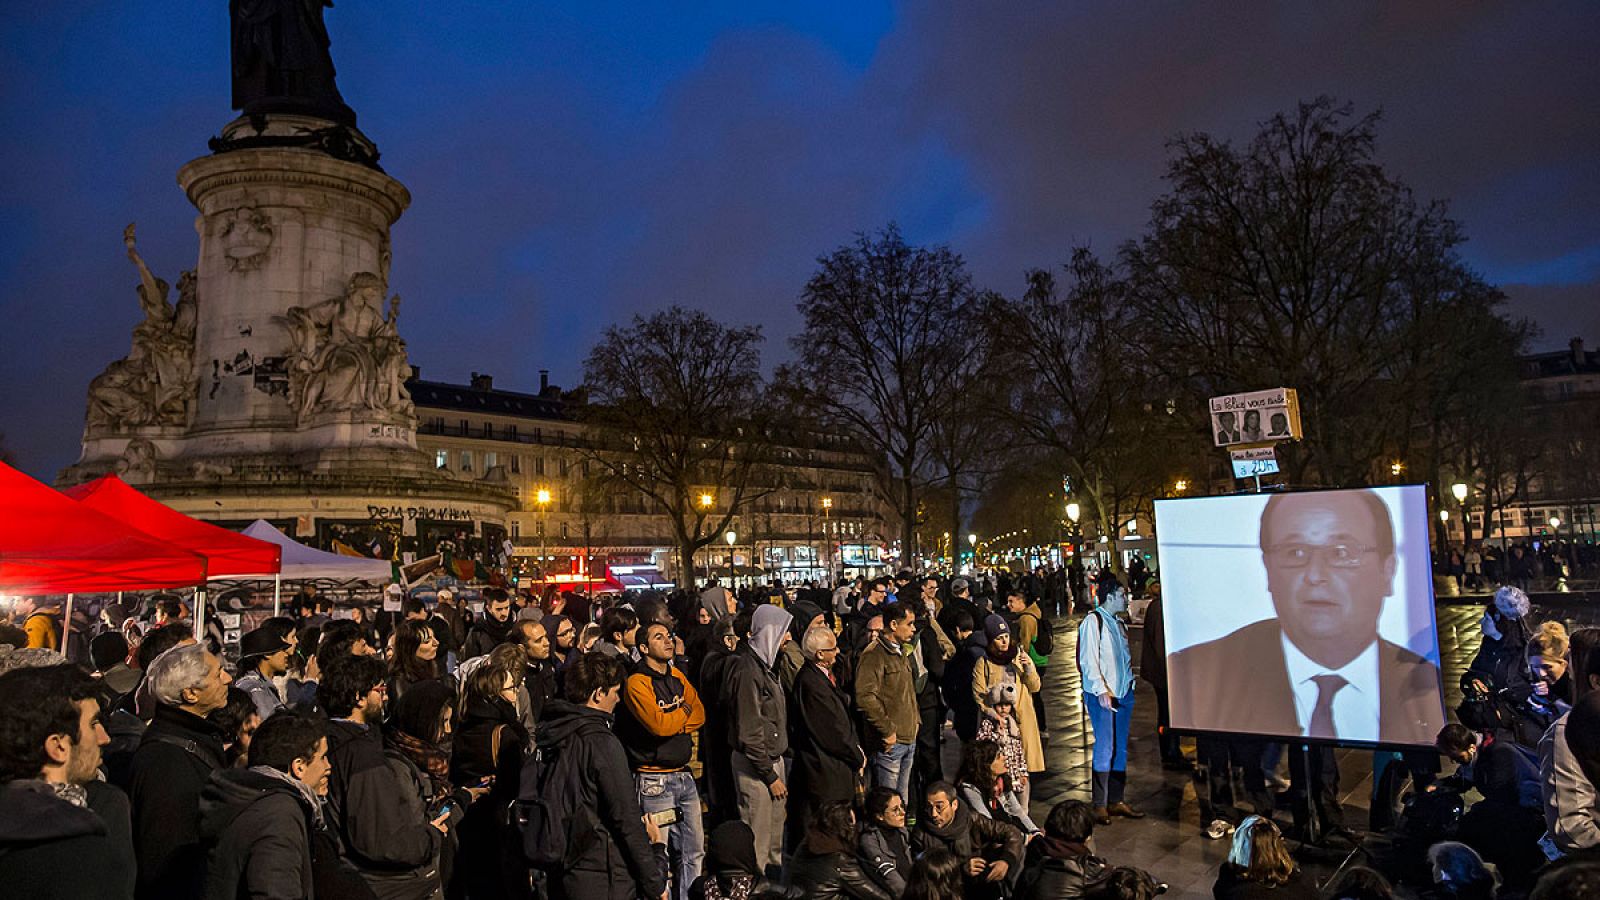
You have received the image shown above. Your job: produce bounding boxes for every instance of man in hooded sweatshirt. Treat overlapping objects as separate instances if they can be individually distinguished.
[0,663,135,900]
[535,652,669,900]
[198,711,331,900]
[725,604,794,877]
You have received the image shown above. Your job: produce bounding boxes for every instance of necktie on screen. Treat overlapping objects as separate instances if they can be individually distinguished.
[1308,674,1347,738]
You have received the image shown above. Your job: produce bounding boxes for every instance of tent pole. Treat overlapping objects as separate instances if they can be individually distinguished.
[273,574,282,617]
[194,587,205,642]
[62,593,75,660]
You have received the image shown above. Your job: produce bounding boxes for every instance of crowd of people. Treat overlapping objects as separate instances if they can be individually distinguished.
[1,572,1597,900]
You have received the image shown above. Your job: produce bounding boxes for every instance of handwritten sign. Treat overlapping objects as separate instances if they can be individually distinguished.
[1209,388,1301,447]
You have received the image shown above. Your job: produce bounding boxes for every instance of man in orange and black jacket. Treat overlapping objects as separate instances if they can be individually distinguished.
[618,621,707,900]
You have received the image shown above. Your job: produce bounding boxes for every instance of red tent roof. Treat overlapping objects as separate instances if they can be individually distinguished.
[0,463,208,593]
[63,475,282,579]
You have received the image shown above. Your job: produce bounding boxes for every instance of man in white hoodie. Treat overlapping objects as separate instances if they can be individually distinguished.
[1077,586,1142,824]
[725,604,794,878]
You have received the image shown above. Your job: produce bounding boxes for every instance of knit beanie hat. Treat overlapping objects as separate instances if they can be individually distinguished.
[983,614,1010,642]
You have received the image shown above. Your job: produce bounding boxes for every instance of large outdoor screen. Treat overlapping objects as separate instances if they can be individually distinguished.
[1155,485,1446,747]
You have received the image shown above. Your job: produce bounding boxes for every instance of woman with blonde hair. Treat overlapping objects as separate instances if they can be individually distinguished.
[1213,815,1317,900]
[1528,621,1573,708]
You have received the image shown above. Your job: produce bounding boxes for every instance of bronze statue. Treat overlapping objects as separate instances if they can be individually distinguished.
[231,0,356,125]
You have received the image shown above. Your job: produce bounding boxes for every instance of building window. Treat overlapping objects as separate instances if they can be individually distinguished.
[510,455,521,474]
[511,521,521,538]
[434,450,448,469]
[483,422,494,439]
[533,427,542,443]
[535,456,546,476]
[458,418,469,435]
[427,416,444,431]
[460,451,473,473]
[561,523,570,539]
[507,424,518,440]
[485,451,498,470]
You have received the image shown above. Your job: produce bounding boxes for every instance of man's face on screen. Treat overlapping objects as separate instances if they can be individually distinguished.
[1262,493,1396,666]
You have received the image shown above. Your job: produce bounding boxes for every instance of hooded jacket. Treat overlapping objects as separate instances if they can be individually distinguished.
[776,601,824,692]
[462,612,514,661]
[0,780,135,900]
[726,605,792,784]
[1014,835,1111,900]
[129,704,228,900]
[324,718,442,893]
[618,660,705,772]
[534,699,667,900]
[198,767,316,900]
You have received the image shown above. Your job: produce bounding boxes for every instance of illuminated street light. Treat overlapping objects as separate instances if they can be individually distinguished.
[1127,519,1138,534]
[1174,479,1188,493]
[1439,509,1450,523]
[1391,461,1404,477]
[1066,503,1081,524]
[1451,483,1468,503]
[699,492,714,508]
[1550,516,1562,530]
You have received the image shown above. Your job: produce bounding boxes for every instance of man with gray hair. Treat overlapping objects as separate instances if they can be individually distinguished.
[128,643,231,900]
[789,624,864,822]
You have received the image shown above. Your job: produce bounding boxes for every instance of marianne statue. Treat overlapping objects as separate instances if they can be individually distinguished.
[230,0,357,126]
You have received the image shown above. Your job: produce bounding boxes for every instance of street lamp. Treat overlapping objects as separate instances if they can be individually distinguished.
[966,533,976,570]
[1391,461,1404,478]
[726,530,737,586]
[1550,516,1562,531]
[1452,483,1468,503]
[820,497,833,583]
[1439,509,1450,523]
[535,489,552,580]
[1173,479,1188,494]
[699,492,714,509]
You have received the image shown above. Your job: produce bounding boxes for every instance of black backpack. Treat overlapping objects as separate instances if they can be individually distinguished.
[1031,613,1055,658]
[510,740,590,867]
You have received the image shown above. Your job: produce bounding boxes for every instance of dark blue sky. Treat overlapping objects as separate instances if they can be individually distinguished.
[3,2,1597,477]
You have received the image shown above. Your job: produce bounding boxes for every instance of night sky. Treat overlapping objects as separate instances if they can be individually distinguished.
[2,2,1596,477]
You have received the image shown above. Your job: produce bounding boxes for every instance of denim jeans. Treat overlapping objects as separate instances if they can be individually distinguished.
[1084,690,1133,773]
[635,770,704,900]
[871,741,916,804]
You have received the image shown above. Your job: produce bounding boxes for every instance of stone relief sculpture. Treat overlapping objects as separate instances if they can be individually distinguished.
[114,438,158,484]
[219,203,274,271]
[281,271,415,424]
[84,225,199,433]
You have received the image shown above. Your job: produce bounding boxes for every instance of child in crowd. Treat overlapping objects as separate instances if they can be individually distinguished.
[977,682,1031,811]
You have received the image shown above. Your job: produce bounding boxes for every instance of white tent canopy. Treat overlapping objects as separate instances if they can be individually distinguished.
[239,520,395,583]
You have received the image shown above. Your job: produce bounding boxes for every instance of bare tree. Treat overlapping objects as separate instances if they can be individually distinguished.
[577,306,779,588]
[1122,97,1500,487]
[782,224,978,558]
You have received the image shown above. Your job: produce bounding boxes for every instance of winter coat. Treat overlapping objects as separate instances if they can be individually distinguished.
[0,780,135,900]
[324,719,443,900]
[958,780,1039,835]
[789,662,864,807]
[1140,596,1169,695]
[130,704,228,900]
[912,803,1024,893]
[462,614,514,661]
[1212,866,1320,900]
[1542,711,1600,852]
[854,639,919,748]
[786,831,892,900]
[698,643,741,811]
[857,823,910,896]
[973,652,1045,772]
[450,697,533,900]
[1015,836,1109,900]
[617,661,705,773]
[945,634,987,740]
[198,767,315,900]
[523,660,559,729]
[726,606,792,784]
[533,699,668,900]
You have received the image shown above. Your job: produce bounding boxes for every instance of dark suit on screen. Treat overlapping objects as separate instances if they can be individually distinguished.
[1167,618,1444,746]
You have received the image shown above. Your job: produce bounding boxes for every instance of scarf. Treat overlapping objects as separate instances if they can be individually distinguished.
[986,638,1019,666]
[45,780,88,808]
[386,728,452,800]
[249,765,326,828]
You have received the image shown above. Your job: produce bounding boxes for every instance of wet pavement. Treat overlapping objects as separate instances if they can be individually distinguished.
[988,599,1600,898]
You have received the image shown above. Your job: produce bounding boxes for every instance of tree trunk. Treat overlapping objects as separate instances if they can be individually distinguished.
[678,538,699,589]
[900,471,918,567]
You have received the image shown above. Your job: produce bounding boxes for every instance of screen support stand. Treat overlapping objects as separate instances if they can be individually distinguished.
[1299,742,1322,846]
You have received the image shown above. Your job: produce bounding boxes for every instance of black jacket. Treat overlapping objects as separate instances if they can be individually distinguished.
[0,780,135,900]
[789,662,863,806]
[1212,866,1320,900]
[944,635,988,740]
[523,660,559,727]
[129,704,228,900]
[535,699,667,900]
[857,823,910,896]
[324,719,442,897]
[450,698,533,900]
[1015,836,1110,900]
[912,803,1024,873]
[462,615,514,660]
[198,768,315,900]
[786,832,892,900]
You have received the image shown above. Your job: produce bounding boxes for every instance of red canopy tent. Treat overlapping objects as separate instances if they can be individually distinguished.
[63,475,281,579]
[0,462,208,594]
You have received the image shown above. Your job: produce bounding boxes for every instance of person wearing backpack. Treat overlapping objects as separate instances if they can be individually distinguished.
[518,652,668,900]
[1007,589,1053,739]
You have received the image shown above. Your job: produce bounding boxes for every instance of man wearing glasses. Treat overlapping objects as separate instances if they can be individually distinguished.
[1168,490,1443,746]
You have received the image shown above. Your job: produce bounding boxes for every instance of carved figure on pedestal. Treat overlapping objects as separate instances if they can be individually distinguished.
[114,439,158,484]
[282,271,415,425]
[82,225,198,434]
[231,0,355,126]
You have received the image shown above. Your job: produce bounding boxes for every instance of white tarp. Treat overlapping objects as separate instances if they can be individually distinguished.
[238,520,395,583]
